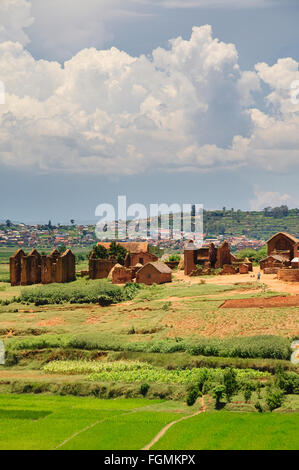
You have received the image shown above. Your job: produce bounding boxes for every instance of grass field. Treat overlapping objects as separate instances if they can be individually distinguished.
[0,394,188,450]
[0,279,296,342]
[152,410,299,450]
[0,394,297,450]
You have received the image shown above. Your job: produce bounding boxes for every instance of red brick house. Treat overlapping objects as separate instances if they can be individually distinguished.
[136,262,172,285]
[260,232,299,271]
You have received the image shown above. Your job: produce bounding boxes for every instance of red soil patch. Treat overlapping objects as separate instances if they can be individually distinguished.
[220,296,299,309]
[36,317,64,327]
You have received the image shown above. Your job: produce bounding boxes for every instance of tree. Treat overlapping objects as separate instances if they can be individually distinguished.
[108,242,127,264]
[213,385,225,408]
[58,245,67,253]
[5,219,12,228]
[70,219,75,225]
[223,368,238,402]
[93,244,109,260]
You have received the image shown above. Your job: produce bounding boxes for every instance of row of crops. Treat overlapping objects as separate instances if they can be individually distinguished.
[43,360,270,385]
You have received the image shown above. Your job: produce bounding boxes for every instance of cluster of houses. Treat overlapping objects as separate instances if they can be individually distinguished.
[9,231,299,287]
[89,242,172,285]
[0,224,96,248]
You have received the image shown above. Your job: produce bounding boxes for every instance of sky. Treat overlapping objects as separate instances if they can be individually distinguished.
[0,0,298,223]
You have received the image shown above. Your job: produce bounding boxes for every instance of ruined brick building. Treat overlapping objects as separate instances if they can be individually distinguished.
[90,241,158,280]
[184,240,252,276]
[89,252,117,280]
[260,232,299,272]
[184,240,233,275]
[10,248,76,286]
[96,241,158,267]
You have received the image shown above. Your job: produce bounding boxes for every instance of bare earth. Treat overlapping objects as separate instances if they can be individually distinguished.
[174,266,299,295]
[221,296,299,309]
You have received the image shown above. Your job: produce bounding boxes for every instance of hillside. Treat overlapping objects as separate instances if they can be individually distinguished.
[203,207,299,240]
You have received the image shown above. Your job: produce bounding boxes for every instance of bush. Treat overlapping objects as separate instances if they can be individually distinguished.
[213,385,225,407]
[243,385,252,403]
[274,365,299,395]
[223,368,238,402]
[6,333,292,362]
[140,383,150,397]
[186,385,200,406]
[266,388,285,411]
[167,255,181,262]
[18,279,139,306]
[188,335,291,360]
[255,401,263,413]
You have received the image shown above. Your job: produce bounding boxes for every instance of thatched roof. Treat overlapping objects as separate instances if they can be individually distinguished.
[107,263,123,279]
[145,262,172,274]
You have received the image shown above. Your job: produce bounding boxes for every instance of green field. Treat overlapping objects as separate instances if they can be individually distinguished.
[152,410,299,450]
[0,395,187,450]
[0,394,297,450]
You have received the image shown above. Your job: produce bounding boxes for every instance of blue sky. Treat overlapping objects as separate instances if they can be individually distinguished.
[0,0,298,223]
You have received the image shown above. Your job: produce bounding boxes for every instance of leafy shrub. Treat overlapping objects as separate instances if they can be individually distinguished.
[140,383,150,396]
[223,368,238,402]
[167,255,181,262]
[162,302,171,311]
[243,384,253,403]
[188,335,291,360]
[274,365,299,395]
[213,385,225,407]
[255,401,263,413]
[18,279,139,306]
[266,388,285,411]
[186,385,200,406]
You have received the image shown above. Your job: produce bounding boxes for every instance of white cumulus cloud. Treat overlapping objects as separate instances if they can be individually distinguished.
[0,3,298,178]
[250,186,293,211]
[0,0,33,46]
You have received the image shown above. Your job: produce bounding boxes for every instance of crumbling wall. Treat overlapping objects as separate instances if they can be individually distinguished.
[112,266,133,284]
[89,255,117,279]
[277,269,299,282]
[10,248,76,286]
[9,249,25,286]
[216,241,232,268]
[184,248,196,275]
[56,250,76,283]
[239,264,249,274]
[220,264,237,275]
[263,267,279,275]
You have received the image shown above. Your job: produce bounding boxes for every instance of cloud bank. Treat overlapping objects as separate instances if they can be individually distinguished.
[0,0,298,176]
[0,0,33,46]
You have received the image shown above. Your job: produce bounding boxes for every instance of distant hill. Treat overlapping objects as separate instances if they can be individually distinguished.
[203,206,299,240]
